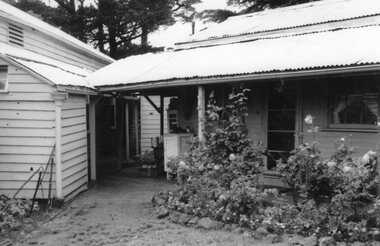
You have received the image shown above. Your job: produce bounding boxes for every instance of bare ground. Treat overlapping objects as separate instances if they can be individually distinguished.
[15,169,317,246]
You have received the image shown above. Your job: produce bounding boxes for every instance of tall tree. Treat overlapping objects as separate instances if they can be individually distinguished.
[11,0,200,59]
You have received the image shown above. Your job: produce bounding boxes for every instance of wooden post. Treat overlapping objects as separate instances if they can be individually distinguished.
[125,101,130,162]
[134,101,139,155]
[51,92,68,200]
[160,95,164,137]
[89,97,97,181]
[117,100,123,170]
[198,85,205,141]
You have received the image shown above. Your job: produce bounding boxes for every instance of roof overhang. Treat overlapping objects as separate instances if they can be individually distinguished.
[0,44,98,95]
[96,64,380,92]
[88,25,380,90]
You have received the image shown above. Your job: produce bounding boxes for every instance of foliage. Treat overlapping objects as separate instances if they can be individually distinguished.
[10,0,200,59]
[196,9,238,23]
[163,112,380,243]
[132,150,156,167]
[167,86,265,223]
[0,195,39,233]
[277,115,380,242]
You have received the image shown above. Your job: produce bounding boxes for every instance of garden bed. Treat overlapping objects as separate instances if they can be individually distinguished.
[152,88,380,245]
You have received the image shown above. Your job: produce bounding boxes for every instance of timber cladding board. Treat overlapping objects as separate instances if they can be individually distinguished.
[62,131,86,145]
[62,168,87,189]
[0,137,54,146]
[0,93,54,101]
[62,176,87,198]
[0,127,54,137]
[0,154,54,164]
[0,110,55,121]
[62,146,87,163]
[0,101,55,111]
[62,162,87,183]
[62,108,86,119]
[62,138,87,154]
[0,119,54,128]
[62,116,86,127]
[61,123,86,136]
[0,145,54,155]
[0,163,55,173]
[62,154,87,172]
[0,180,55,190]
[0,172,55,182]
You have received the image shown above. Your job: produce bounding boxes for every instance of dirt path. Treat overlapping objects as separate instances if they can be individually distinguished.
[17,170,313,246]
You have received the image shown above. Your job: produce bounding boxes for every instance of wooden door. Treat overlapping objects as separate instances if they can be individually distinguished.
[267,85,297,170]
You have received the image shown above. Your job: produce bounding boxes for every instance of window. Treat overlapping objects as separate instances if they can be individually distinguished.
[328,79,379,129]
[8,23,24,47]
[0,65,8,92]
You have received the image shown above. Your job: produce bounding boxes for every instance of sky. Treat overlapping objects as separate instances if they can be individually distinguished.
[150,0,239,47]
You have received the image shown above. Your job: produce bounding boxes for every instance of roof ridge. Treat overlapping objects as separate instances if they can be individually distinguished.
[176,12,380,45]
[175,23,380,51]
[228,0,349,20]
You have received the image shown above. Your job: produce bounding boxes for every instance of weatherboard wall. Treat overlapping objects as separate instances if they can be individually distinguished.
[0,16,108,71]
[0,59,56,199]
[61,94,88,199]
[0,59,90,200]
[140,96,169,153]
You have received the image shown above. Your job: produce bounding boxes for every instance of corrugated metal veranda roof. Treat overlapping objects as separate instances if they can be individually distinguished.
[87,25,380,89]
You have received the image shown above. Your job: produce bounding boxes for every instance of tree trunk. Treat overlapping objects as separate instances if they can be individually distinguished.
[97,24,105,53]
[108,26,118,59]
[141,25,148,46]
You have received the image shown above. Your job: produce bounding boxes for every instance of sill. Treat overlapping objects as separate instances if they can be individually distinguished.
[0,90,8,94]
[321,128,378,133]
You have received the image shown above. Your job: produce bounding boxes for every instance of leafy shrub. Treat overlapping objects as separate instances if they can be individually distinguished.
[162,105,380,243]
[167,87,265,223]
[132,150,156,167]
[277,115,380,242]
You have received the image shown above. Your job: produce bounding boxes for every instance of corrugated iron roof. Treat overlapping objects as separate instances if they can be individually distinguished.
[177,0,380,45]
[88,25,380,88]
[0,43,92,88]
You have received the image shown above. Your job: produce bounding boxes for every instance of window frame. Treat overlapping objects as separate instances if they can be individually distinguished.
[325,78,380,131]
[0,65,8,93]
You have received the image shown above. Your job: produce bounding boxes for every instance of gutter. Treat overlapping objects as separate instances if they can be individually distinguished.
[96,64,380,92]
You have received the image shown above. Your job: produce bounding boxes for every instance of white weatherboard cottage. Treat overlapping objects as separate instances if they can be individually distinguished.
[88,0,380,185]
[0,1,114,200]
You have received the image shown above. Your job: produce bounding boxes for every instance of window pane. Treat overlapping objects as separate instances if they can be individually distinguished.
[268,110,296,130]
[329,79,379,125]
[0,66,7,90]
[0,80,5,90]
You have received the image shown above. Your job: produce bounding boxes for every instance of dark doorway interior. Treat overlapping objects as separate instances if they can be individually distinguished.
[267,83,296,170]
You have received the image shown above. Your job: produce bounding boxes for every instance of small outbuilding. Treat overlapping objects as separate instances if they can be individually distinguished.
[0,1,114,200]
